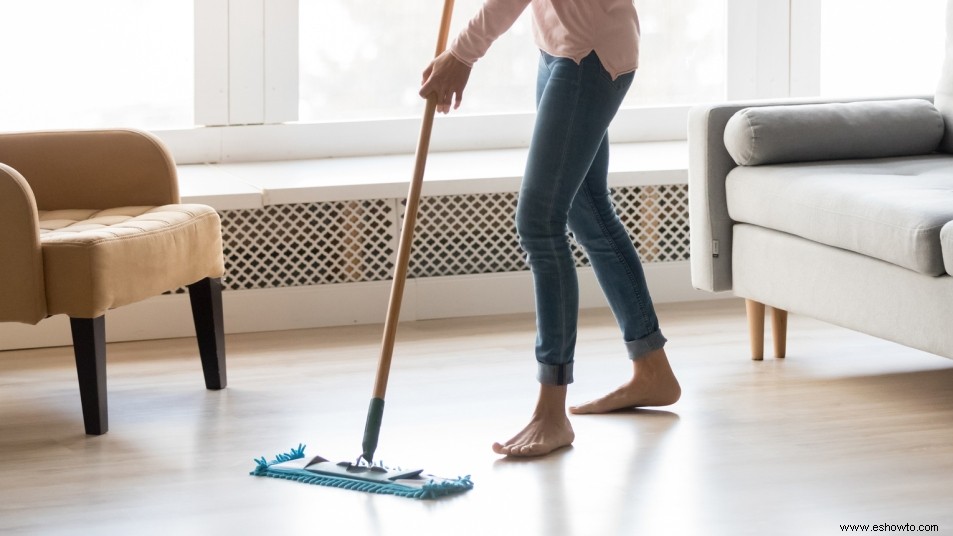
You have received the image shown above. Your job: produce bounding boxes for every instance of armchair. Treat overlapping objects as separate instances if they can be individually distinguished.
[0,129,227,434]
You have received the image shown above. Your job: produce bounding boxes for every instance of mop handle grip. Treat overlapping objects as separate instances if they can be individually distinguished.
[361,397,385,463]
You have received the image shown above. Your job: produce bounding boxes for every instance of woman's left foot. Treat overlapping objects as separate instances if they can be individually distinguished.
[569,349,681,414]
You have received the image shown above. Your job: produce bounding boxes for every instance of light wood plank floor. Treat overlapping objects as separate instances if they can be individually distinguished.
[2,299,952,536]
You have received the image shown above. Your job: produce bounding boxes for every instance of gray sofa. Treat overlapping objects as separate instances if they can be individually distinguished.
[688,13,953,361]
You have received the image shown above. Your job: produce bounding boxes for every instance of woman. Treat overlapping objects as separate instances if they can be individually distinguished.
[420,0,681,457]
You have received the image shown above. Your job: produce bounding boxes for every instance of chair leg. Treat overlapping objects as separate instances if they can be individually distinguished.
[745,299,765,361]
[771,307,788,359]
[70,316,108,435]
[188,277,227,390]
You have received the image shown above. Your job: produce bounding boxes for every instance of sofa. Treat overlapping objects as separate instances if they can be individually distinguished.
[688,12,953,361]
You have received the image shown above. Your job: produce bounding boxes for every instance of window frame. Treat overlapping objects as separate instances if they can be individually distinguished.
[162,0,823,164]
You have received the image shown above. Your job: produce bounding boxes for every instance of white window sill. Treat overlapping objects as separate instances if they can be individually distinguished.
[177,140,688,210]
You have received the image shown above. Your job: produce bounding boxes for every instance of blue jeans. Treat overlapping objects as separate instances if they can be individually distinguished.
[517,51,667,386]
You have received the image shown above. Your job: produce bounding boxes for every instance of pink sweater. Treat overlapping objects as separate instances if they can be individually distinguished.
[449,0,640,80]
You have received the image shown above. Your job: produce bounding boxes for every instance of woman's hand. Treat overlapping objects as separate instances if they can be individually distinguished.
[420,51,472,114]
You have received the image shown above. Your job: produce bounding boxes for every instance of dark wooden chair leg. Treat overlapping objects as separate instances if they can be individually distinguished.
[70,316,108,435]
[188,277,227,390]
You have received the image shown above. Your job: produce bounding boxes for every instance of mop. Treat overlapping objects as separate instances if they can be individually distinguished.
[250,0,473,500]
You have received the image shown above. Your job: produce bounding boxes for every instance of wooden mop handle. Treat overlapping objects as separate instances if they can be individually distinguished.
[373,0,455,400]
[361,0,456,464]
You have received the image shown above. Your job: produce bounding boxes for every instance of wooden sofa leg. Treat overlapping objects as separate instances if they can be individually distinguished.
[70,316,108,435]
[188,277,227,390]
[771,307,788,358]
[745,299,766,361]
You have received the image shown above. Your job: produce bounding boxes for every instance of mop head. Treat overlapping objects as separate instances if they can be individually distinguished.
[250,445,473,500]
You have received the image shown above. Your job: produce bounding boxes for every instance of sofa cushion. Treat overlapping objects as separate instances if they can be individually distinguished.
[943,221,953,276]
[726,154,953,275]
[724,99,944,166]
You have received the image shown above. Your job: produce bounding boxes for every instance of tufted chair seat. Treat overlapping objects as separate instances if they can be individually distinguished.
[38,205,223,318]
[0,129,227,435]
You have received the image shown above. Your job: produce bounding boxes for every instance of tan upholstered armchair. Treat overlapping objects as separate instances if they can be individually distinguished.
[0,129,227,435]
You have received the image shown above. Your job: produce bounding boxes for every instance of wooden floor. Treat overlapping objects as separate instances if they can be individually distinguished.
[2,299,952,536]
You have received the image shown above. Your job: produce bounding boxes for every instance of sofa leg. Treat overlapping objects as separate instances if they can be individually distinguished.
[188,277,227,390]
[745,299,765,361]
[70,316,108,435]
[771,307,788,358]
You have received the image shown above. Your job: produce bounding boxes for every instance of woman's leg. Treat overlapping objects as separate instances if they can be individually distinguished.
[564,136,681,413]
[516,51,634,386]
[494,51,634,456]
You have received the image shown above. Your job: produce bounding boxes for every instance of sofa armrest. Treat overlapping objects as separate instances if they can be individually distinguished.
[687,95,933,293]
[0,164,47,324]
[0,129,179,211]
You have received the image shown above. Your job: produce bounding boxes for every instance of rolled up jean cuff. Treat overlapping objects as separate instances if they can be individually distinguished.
[537,361,574,386]
[625,330,667,360]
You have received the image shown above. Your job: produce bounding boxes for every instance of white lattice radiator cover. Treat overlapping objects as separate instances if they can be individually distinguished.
[212,184,689,291]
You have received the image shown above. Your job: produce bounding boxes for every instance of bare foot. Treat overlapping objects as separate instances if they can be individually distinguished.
[569,348,681,414]
[493,384,575,457]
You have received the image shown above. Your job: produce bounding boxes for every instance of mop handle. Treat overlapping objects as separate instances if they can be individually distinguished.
[362,0,455,464]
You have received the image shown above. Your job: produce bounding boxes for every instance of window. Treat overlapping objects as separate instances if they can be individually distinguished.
[298,0,727,123]
[0,1,194,132]
[298,0,539,122]
[6,1,948,161]
[27,2,943,162]
[818,0,946,97]
[629,0,727,106]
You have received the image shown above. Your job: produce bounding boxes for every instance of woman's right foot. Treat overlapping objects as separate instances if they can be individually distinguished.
[493,384,575,457]
[492,414,575,457]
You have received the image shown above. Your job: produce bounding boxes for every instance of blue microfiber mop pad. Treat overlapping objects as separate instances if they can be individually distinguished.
[250,445,473,500]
